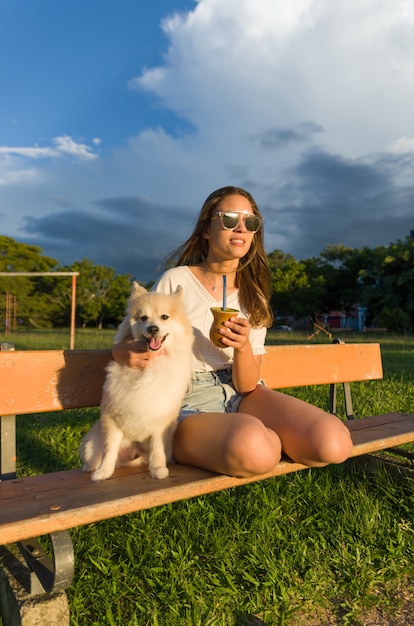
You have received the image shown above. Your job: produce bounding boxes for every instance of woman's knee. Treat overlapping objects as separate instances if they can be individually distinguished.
[224,415,282,477]
[310,418,353,464]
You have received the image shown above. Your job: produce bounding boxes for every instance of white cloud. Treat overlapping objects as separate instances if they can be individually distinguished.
[131,0,414,158]
[52,136,99,160]
[388,137,414,154]
[0,164,39,187]
[0,135,99,162]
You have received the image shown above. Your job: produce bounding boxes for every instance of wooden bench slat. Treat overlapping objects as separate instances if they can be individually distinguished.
[1,412,413,546]
[0,349,112,415]
[260,343,383,387]
[0,344,383,417]
[349,413,414,455]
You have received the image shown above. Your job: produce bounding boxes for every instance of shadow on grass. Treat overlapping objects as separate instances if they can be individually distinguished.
[235,614,266,625]
[16,408,99,475]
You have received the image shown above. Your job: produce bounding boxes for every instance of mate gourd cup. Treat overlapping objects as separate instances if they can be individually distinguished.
[209,307,239,347]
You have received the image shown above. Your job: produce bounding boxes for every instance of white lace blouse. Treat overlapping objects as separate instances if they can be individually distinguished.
[152,266,267,372]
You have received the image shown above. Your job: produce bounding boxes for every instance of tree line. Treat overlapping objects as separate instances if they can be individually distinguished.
[1,235,413,332]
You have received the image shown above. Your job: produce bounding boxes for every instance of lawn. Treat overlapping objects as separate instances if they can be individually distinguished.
[1,329,414,625]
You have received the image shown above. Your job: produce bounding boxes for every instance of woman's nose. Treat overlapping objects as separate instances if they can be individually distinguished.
[235,215,247,231]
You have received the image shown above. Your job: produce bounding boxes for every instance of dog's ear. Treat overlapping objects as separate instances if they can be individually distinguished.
[131,281,148,296]
[174,285,184,298]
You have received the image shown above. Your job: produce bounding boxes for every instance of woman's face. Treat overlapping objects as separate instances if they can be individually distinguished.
[203,194,256,261]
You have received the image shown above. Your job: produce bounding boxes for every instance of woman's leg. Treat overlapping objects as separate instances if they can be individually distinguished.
[239,386,353,467]
[173,411,282,477]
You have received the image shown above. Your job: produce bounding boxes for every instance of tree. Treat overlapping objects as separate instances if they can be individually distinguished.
[350,245,388,327]
[317,245,361,322]
[267,250,321,322]
[0,237,133,329]
[0,236,60,327]
[62,259,132,328]
[3,232,413,334]
[375,237,414,330]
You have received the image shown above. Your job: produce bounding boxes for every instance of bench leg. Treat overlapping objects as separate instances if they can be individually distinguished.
[329,381,354,420]
[0,531,74,625]
[0,566,69,626]
[0,414,17,481]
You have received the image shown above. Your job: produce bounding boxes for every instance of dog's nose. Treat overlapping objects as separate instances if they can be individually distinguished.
[147,325,159,336]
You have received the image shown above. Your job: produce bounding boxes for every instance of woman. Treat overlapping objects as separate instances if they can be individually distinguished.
[113,186,353,477]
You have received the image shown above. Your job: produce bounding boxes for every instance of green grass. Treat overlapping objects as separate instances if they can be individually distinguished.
[0,327,116,350]
[2,329,414,625]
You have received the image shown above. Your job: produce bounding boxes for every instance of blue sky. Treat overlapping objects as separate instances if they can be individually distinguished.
[1,0,414,281]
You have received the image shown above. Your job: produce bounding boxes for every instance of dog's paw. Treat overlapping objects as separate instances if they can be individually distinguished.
[91,467,113,482]
[150,466,169,479]
[81,457,101,472]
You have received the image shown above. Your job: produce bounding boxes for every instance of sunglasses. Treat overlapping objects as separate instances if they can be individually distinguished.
[212,211,264,233]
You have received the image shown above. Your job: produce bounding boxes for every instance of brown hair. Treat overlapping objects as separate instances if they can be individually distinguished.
[166,186,273,328]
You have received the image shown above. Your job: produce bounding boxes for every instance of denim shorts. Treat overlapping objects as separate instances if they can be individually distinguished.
[178,368,244,422]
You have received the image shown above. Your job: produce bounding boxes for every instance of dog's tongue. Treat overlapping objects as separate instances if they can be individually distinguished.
[148,337,162,351]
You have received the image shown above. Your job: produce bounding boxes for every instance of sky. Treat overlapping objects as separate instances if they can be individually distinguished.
[1,0,414,282]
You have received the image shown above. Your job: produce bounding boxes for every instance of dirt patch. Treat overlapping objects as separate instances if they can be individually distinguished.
[240,592,414,625]
[293,600,414,625]
[288,593,414,626]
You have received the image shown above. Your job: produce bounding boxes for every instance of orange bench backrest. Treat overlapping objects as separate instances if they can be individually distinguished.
[0,343,383,417]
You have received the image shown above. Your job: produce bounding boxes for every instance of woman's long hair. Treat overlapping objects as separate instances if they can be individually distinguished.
[165,186,273,328]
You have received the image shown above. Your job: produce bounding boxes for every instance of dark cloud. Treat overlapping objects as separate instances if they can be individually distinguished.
[22,196,195,282]
[296,150,389,197]
[262,149,414,259]
[255,121,324,149]
[17,150,414,279]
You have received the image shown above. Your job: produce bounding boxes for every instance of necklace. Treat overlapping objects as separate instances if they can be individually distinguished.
[201,263,219,291]
[201,263,236,292]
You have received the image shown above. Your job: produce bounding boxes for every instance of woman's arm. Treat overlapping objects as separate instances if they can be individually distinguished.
[219,316,261,393]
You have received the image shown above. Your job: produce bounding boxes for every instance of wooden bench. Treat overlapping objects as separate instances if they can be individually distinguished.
[1,342,414,623]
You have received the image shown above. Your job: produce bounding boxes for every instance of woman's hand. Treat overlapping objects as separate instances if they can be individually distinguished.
[221,316,260,392]
[219,316,250,352]
[112,338,166,369]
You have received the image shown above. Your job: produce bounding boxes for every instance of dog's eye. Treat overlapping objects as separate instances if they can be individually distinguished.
[139,315,148,322]
[161,314,169,320]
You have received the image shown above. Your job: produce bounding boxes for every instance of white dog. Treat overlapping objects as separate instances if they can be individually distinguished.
[79,282,193,480]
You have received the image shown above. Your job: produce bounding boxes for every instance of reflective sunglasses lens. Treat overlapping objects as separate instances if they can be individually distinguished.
[244,215,262,232]
[218,211,263,232]
[221,212,240,229]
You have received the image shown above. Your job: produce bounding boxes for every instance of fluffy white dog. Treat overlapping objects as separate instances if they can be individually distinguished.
[80,282,193,480]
